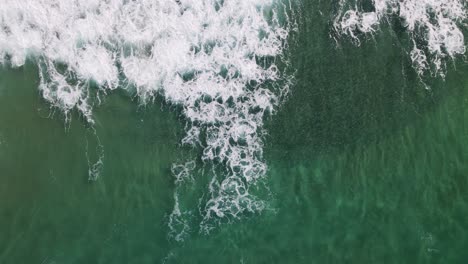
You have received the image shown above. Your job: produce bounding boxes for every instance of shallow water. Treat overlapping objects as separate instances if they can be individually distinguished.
[1,0,468,263]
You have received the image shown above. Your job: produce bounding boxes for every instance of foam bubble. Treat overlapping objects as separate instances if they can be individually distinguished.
[0,0,294,234]
[334,0,467,77]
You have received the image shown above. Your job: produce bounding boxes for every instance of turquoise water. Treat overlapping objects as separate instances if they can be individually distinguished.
[1,1,468,263]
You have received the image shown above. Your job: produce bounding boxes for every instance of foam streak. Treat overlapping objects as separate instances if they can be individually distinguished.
[334,0,467,77]
[0,0,293,234]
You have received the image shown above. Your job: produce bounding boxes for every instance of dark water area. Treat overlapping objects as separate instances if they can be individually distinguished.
[1,1,468,263]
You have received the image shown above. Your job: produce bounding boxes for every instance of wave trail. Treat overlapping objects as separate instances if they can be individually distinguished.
[0,0,294,234]
[334,0,467,78]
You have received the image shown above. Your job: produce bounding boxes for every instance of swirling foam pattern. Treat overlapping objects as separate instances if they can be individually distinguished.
[334,0,467,78]
[0,0,293,236]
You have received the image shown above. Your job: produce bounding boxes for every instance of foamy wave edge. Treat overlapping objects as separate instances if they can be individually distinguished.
[0,0,296,237]
[333,0,467,78]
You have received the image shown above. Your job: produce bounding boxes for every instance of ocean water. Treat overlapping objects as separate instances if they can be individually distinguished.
[1,0,468,263]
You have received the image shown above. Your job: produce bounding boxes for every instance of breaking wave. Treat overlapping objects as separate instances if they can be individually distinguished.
[334,0,467,78]
[0,0,295,237]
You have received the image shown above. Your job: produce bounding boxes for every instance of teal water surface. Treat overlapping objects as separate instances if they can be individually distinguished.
[1,2,468,263]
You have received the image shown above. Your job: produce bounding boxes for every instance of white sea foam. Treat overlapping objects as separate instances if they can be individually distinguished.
[0,0,293,235]
[334,0,467,77]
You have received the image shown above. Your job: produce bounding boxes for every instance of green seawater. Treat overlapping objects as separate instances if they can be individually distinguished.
[1,3,468,264]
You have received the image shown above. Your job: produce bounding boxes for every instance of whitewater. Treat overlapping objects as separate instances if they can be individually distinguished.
[0,0,296,237]
[334,0,467,78]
